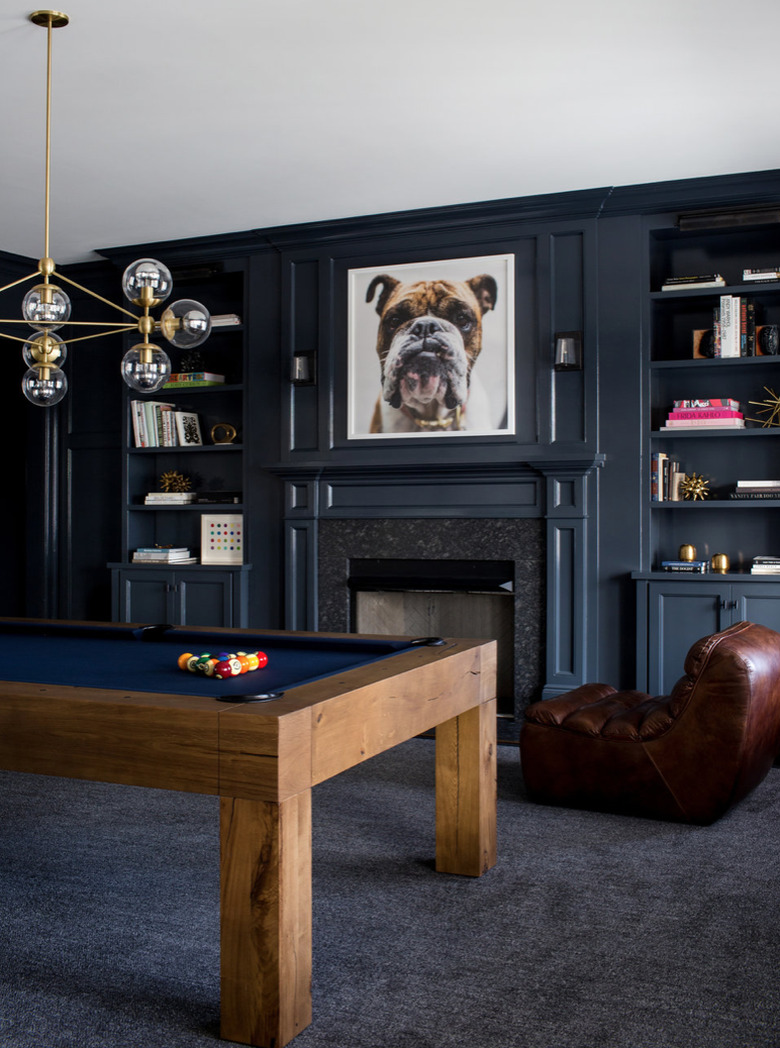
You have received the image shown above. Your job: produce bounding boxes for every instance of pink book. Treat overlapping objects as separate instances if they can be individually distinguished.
[667,409,743,420]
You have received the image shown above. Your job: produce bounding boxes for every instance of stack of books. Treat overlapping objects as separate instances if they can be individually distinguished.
[729,480,780,501]
[750,556,780,575]
[132,546,197,564]
[661,274,725,291]
[660,559,709,574]
[143,491,196,505]
[660,398,744,431]
[743,267,780,283]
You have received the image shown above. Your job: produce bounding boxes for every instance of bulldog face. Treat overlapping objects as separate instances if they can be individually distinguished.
[366,274,497,415]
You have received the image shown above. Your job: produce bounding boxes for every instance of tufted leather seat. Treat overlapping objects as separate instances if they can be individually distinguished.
[520,621,780,824]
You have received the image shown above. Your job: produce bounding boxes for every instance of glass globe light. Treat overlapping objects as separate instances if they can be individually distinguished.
[22,283,71,329]
[121,259,173,307]
[22,331,67,369]
[121,342,171,393]
[160,299,212,348]
[22,365,68,406]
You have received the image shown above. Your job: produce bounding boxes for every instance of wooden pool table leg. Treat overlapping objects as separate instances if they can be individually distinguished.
[219,791,313,1048]
[435,698,497,877]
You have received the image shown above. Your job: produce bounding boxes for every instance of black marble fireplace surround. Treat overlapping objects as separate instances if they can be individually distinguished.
[279,457,601,721]
[317,518,545,717]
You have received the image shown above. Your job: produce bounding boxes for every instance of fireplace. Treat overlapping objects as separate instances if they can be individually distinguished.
[316,518,544,720]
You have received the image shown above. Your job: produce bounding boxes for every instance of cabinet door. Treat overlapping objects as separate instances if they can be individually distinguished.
[731,584,780,633]
[115,569,174,624]
[175,570,234,627]
[647,582,725,695]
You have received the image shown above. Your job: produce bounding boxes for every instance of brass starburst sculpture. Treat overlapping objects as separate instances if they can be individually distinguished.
[680,473,710,501]
[747,387,780,427]
[159,470,191,493]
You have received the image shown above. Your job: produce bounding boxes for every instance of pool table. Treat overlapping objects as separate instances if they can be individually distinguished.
[0,618,497,1048]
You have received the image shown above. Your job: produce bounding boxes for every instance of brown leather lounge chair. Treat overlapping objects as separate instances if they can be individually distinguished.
[520,621,780,824]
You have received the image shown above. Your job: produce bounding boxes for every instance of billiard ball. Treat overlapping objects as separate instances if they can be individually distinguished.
[213,660,234,679]
[178,652,194,671]
[256,651,268,668]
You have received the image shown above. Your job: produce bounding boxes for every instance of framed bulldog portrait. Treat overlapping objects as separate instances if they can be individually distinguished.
[347,254,515,439]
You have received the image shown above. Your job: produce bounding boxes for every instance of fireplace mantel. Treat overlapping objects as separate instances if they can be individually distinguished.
[272,454,605,709]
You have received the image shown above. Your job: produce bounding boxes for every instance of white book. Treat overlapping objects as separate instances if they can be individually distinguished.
[130,400,147,447]
[719,295,740,357]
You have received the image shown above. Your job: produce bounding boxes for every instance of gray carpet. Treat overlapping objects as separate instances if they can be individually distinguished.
[1,739,779,1048]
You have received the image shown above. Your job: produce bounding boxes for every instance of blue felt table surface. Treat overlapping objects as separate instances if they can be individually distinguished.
[0,621,413,700]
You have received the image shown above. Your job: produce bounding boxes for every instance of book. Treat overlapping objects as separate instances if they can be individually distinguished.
[673,399,740,410]
[666,409,743,421]
[743,268,780,282]
[163,372,225,387]
[742,298,756,356]
[662,274,725,290]
[661,419,745,429]
[132,554,198,564]
[144,494,196,504]
[193,491,243,504]
[719,295,740,357]
[737,479,780,488]
[750,565,780,574]
[651,452,667,501]
[661,560,709,572]
[729,492,780,500]
[131,553,191,561]
[133,549,189,557]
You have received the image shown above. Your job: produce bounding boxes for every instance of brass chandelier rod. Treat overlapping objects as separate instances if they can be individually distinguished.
[0,11,215,407]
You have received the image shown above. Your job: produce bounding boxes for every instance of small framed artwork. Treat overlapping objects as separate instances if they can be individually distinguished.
[347,254,515,439]
[175,410,203,446]
[201,513,243,564]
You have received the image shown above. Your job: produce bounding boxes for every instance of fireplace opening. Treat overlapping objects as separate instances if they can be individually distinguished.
[348,559,515,715]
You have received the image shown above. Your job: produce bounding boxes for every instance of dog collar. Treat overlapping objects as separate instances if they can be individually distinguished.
[401,405,463,431]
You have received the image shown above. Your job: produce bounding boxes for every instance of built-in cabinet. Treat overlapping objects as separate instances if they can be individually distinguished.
[109,257,251,627]
[634,575,780,693]
[635,214,780,687]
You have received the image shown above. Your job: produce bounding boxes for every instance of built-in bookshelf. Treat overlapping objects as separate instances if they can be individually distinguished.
[635,215,780,692]
[109,258,251,626]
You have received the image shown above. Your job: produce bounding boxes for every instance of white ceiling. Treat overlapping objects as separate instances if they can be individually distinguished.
[2,0,780,264]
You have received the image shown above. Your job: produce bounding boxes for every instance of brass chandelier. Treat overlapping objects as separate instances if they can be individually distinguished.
[0,11,213,406]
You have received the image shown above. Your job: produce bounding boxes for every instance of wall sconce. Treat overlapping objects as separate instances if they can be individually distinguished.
[291,352,316,385]
[553,331,583,372]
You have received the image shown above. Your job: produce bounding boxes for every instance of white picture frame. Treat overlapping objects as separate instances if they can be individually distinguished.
[347,254,515,439]
[201,513,243,565]
[175,411,202,446]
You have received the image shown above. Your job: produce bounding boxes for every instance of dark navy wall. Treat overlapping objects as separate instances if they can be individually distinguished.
[6,169,780,697]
